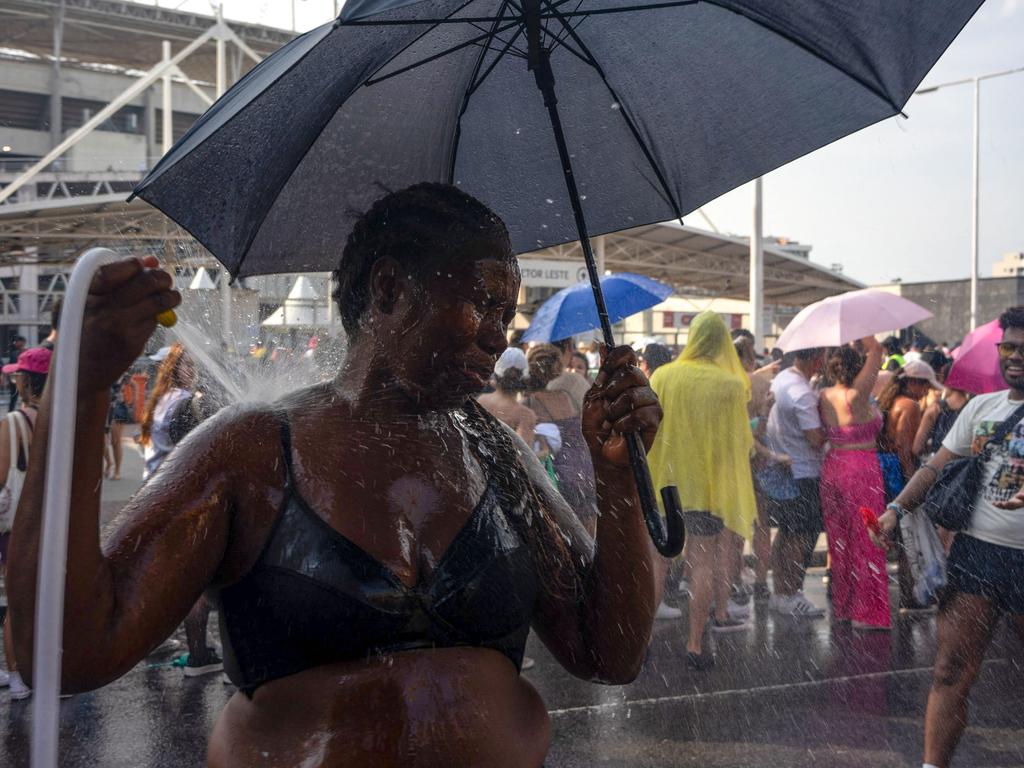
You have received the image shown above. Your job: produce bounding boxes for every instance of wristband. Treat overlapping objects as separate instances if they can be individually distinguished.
[886,502,908,521]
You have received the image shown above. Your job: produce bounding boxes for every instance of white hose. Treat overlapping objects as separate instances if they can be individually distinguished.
[31,247,119,768]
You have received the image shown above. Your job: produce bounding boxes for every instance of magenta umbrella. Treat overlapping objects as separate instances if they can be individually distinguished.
[946,319,1006,395]
[776,288,932,353]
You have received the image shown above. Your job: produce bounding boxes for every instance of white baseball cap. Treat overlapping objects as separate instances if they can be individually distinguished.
[900,359,942,390]
[494,347,528,376]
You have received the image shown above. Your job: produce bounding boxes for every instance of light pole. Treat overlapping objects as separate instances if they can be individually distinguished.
[915,65,1024,331]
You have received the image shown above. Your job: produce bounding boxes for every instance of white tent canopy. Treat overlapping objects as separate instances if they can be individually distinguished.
[188,267,217,290]
[261,276,330,328]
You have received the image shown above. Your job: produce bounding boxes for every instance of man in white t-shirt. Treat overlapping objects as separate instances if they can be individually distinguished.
[878,306,1024,768]
[764,348,827,618]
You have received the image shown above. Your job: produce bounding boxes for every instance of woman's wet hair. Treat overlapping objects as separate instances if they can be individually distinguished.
[332,183,513,336]
[827,346,865,387]
[526,344,563,389]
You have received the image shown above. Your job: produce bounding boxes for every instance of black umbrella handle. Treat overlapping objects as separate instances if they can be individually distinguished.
[625,432,685,558]
[524,18,684,558]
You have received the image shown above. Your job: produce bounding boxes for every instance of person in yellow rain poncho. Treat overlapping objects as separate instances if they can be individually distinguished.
[648,311,757,670]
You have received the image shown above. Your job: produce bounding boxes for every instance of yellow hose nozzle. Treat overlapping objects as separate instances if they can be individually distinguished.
[156,309,178,328]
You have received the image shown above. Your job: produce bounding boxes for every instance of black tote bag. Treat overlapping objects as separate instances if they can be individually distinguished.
[924,403,1024,531]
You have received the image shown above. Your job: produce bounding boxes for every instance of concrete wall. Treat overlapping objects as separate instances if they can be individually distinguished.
[66,131,147,172]
[0,58,212,115]
[896,277,1024,345]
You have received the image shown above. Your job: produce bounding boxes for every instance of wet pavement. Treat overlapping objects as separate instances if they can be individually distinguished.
[3,573,1022,767]
[2,442,1022,766]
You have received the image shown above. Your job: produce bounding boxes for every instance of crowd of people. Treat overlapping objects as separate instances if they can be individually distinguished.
[478,305,1022,768]
[0,185,1018,768]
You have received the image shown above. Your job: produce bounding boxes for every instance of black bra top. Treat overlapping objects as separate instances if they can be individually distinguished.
[215,415,539,696]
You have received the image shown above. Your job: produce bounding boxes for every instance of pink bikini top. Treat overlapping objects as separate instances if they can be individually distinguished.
[825,389,882,447]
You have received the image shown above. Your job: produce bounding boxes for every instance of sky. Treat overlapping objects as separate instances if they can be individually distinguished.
[137,0,1024,286]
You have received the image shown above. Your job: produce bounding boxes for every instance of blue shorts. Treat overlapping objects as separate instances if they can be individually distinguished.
[946,534,1024,614]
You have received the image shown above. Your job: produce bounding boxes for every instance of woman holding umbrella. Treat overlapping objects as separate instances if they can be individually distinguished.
[9,184,664,767]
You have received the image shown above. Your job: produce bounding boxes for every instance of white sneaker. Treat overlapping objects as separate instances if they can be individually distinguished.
[9,671,31,700]
[771,592,825,618]
[655,602,683,620]
[0,669,9,687]
[726,599,751,620]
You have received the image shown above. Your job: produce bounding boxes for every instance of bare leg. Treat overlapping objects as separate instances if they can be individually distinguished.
[772,530,805,596]
[923,592,1000,767]
[184,595,213,665]
[110,422,124,480]
[686,533,718,655]
[753,497,771,584]
[714,531,739,621]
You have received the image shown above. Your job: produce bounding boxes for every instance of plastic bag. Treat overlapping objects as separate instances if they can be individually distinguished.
[900,510,947,606]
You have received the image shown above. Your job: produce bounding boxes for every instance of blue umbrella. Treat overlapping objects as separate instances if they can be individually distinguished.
[131,0,982,557]
[523,273,672,343]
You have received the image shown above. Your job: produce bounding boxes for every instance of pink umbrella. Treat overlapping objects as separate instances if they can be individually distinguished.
[776,289,933,353]
[946,319,1006,394]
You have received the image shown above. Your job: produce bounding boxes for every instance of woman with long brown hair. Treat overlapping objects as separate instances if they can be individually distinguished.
[139,343,195,480]
[138,342,222,677]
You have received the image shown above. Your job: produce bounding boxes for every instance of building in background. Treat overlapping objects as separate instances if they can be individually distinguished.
[874,275,1024,346]
[993,251,1024,277]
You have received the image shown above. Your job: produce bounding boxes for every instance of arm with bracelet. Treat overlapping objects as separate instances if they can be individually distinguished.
[874,448,958,544]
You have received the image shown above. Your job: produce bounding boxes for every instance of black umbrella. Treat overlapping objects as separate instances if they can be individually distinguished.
[132,0,982,557]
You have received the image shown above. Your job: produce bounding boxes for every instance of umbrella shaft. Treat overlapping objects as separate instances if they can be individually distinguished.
[529,44,615,347]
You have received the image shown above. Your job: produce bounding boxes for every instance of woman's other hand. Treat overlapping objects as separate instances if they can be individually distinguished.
[872,508,899,549]
[79,256,181,393]
[582,345,662,467]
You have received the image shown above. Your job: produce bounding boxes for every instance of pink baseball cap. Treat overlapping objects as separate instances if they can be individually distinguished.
[3,347,53,375]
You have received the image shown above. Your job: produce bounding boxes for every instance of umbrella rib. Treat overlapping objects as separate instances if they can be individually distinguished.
[700,0,902,114]
[362,0,579,87]
[360,0,506,88]
[446,25,526,183]
[364,18,523,86]
[446,2,517,184]
[343,0,700,24]
[541,0,684,221]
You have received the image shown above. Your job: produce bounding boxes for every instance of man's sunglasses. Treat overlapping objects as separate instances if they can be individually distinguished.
[996,342,1024,359]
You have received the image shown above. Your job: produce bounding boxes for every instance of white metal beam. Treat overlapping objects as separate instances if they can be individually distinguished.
[0,24,218,205]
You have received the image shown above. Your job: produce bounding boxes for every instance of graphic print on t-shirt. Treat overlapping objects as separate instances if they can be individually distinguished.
[974,421,1024,504]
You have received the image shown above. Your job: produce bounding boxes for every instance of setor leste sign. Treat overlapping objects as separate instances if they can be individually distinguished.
[519,259,590,288]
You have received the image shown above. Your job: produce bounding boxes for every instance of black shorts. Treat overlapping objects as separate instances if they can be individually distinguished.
[765,478,822,536]
[684,510,725,537]
[946,534,1024,614]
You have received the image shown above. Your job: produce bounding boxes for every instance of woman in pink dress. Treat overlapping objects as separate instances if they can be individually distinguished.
[819,337,891,630]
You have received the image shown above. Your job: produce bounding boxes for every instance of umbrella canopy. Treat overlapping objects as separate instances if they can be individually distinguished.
[776,289,933,353]
[131,0,982,278]
[523,272,672,343]
[946,319,1006,395]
